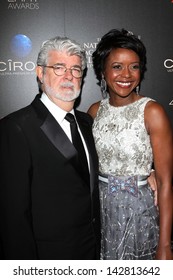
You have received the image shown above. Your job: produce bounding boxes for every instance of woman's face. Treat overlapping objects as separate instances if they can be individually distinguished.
[103,48,141,98]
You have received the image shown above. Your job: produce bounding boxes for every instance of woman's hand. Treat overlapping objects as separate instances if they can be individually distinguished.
[155,245,173,260]
[147,170,158,206]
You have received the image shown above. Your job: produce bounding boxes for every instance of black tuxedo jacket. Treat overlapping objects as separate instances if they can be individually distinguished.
[0,94,100,260]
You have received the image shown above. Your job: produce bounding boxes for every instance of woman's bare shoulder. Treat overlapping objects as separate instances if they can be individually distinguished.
[87,101,101,119]
[145,99,172,133]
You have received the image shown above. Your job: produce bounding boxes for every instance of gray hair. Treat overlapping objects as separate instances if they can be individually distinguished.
[37,36,87,70]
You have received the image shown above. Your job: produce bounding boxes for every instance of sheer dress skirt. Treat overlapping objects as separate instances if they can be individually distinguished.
[99,175,159,260]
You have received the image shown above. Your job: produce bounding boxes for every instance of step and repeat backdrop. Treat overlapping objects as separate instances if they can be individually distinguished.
[0,0,173,126]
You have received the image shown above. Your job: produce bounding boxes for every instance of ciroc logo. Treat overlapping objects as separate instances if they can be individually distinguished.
[164,58,173,72]
[0,34,36,76]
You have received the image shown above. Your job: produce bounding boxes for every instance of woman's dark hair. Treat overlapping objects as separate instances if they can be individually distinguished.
[92,28,147,84]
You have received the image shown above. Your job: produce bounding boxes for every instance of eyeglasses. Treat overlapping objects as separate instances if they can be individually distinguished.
[39,64,83,78]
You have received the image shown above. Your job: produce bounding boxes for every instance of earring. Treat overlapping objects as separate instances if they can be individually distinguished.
[100,77,107,99]
[136,85,140,95]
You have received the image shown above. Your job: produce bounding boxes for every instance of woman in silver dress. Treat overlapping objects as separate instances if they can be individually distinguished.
[88,29,173,260]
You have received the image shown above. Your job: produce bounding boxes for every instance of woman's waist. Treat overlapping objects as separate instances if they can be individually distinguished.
[98,173,149,197]
[98,173,148,187]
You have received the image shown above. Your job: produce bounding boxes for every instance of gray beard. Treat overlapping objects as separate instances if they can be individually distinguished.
[44,83,80,102]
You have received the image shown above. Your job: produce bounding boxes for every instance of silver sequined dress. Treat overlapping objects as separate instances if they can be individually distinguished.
[92,97,159,260]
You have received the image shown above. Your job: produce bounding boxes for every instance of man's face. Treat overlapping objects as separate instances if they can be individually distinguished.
[37,50,82,104]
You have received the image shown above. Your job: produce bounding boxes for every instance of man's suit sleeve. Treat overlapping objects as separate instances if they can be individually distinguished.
[0,117,38,259]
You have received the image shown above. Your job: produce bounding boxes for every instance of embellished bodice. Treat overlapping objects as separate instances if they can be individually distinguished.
[92,97,154,176]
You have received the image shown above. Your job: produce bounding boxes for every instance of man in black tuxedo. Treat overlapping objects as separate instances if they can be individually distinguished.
[0,36,100,259]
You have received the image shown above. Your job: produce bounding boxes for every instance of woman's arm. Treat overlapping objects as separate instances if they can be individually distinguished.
[145,101,173,260]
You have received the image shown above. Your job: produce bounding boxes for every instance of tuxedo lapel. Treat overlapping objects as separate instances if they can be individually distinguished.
[40,113,77,160]
[32,95,77,161]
